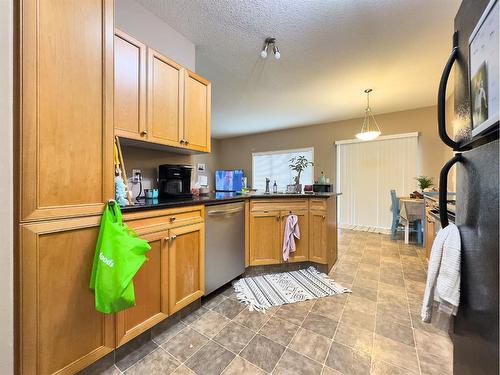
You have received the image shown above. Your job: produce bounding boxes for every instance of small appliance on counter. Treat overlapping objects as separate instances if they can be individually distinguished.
[313,184,333,193]
[158,164,193,199]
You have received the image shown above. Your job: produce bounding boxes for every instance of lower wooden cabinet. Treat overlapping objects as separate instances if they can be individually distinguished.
[248,199,333,267]
[309,210,328,264]
[281,209,309,262]
[116,230,169,346]
[20,217,115,375]
[168,223,205,314]
[249,211,282,265]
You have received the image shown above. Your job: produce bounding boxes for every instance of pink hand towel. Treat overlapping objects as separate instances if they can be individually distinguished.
[283,214,300,261]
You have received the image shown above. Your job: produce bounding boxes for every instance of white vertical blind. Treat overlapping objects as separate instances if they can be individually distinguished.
[336,133,418,232]
[252,148,314,191]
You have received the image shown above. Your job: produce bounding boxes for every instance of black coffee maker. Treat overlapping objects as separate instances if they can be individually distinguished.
[158,164,193,199]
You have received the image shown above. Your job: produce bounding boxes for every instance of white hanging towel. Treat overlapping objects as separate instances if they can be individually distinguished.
[421,222,461,323]
[283,215,300,261]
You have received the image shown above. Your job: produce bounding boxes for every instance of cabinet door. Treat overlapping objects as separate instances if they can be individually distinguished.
[249,211,281,266]
[147,48,184,147]
[184,70,211,152]
[280,210,309,263]
[20,217,114,375]
[168,223,205,314]
[20,0,114,222]
[116,231,169,346]
[309,210,328,264]
[114,29,147,140]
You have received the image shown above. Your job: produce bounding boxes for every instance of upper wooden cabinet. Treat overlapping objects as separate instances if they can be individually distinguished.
[20,0,114,222]
[183,71,211,152]
[20,217,114,374]
[147,48,184,147]
[113,30,211,153]
[114,30,147,140]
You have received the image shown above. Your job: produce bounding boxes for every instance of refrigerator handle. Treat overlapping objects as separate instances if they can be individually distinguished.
[439,153,463,227]
[438,31,460,150]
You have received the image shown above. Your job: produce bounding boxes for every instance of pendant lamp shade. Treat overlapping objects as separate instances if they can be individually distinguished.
[356,89,381,141]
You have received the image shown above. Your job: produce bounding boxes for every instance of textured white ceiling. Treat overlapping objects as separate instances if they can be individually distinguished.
[136,0,461,138]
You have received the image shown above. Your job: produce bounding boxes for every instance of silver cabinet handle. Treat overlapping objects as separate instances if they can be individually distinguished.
[141,130,148,136]
[170,234,177,241]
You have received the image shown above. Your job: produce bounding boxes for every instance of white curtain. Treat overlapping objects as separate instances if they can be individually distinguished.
[336,133,418,233]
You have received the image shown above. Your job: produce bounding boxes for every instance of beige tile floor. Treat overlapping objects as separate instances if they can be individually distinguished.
[100,229,453,375]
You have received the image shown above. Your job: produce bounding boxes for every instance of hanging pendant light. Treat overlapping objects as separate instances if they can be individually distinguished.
[356,89,381,141]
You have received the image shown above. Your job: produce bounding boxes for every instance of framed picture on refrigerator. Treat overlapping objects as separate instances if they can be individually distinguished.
[469,0,499,137]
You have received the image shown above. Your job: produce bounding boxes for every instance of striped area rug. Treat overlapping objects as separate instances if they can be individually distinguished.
[233,267,350,312]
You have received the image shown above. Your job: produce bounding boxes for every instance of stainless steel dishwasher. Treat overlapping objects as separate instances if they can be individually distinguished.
[205,201,245,295]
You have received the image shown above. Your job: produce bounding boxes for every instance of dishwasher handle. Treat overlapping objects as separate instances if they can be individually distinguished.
[207,207,244,216]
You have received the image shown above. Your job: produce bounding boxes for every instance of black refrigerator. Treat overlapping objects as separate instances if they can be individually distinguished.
[438,0,499,373]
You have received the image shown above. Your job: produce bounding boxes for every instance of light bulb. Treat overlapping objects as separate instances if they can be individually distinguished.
[355,131,381,141]
[260,44,268,58]
[273,45,280,59]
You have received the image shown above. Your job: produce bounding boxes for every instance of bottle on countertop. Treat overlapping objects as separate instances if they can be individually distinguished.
[273,180,278,194]
[319,171,326,184]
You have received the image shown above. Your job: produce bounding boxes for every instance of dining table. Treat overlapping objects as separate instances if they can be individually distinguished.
[399,197,425,244]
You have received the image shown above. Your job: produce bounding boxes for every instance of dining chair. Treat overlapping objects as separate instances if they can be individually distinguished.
[390,189,402,239]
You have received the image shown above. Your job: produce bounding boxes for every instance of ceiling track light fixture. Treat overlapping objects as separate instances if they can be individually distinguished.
[260,37,281,59]
[355,89,382,141]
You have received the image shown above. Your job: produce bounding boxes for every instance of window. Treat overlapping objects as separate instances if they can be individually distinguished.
[252,148,314,191]
[336,132,419,232]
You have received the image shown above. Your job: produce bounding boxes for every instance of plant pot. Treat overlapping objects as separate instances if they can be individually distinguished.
[294,184,302,194]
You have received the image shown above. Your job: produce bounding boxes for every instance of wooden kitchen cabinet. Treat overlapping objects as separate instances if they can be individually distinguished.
[113,34,211,153]
[183,70,211,152]
[19,0,114,222]
[114,30,147,140]
[147,48,184,147]
[20,217,114,375]
[116,230,169,347]
[249,211,282,265]
[168,223,205,314]
[309,210,328,264]
[281,209,309,262]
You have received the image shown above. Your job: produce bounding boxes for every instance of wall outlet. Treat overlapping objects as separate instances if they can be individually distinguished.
[132,169,142,182]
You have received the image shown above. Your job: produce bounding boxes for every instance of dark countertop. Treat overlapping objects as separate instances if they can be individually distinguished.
[121,191,341,213]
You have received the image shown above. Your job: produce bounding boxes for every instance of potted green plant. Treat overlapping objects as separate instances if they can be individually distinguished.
[289,156,314,193]
[415,175,434,192]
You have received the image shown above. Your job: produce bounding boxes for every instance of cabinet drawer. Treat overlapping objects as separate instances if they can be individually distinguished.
[309,199,327,211]
[250,199,308,212]
[124,205,204,234]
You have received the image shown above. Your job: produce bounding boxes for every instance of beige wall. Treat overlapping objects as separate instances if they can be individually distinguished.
[115,0,196,70]
[217,105,453,189]
[0,0,14,372]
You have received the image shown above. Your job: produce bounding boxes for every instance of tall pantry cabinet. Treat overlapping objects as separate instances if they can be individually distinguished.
[17,0,115,374]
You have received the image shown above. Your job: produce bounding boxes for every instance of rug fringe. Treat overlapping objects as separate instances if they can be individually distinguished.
[306,266,352,293]
[233,279,270,313]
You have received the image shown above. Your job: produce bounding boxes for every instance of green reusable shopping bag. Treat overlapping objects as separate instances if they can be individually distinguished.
[90,202,151,313]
